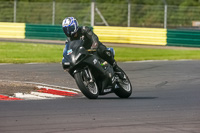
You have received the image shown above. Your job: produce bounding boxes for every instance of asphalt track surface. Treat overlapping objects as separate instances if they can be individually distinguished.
[0,61,200,133]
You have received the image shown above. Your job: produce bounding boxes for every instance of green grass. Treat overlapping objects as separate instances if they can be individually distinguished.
[114,47,200,62]
[0,42,63,63]
[0,41,200,63]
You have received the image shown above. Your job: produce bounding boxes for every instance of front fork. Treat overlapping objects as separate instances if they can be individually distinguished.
[83,67,94,82]
[81,67,109,94]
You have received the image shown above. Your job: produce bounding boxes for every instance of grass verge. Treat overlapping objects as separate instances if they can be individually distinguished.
[114,47,200,62]
[0,42,200,63]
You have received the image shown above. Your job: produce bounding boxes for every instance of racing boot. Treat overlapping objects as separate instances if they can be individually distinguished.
[113,61,126,80]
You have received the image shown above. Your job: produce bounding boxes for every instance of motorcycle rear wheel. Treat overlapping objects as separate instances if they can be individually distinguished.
[114,67,132,98]
[74,68,99,99]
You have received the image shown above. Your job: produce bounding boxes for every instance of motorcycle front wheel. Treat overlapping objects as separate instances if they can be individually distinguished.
[74,68,99,99]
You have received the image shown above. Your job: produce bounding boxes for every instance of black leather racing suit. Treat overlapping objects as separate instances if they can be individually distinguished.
[65,26,115,65]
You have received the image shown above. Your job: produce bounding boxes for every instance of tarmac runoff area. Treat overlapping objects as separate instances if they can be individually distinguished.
[0,80,81,101]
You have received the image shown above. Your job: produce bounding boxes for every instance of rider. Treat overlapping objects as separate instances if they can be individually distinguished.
[62,17,124,78]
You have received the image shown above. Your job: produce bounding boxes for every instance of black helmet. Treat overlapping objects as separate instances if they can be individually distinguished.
[62,17,79,37]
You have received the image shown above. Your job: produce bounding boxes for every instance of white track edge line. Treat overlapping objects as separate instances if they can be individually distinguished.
[0,80,80,92]
[14,93,49,100]
[30,92,65,98]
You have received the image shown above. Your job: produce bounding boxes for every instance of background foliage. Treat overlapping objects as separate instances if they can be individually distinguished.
[1,0,200,6]
[0,0,200,28]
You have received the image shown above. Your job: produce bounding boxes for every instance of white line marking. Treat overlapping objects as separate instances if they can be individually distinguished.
[125,59,196,63]
[14,93,49,100]
[31,92,65,98]
[0,63,13,65]
[0,80,80,92]
[24,81,80,92]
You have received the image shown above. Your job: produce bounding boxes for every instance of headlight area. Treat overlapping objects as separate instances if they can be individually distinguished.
[62,58,70,70]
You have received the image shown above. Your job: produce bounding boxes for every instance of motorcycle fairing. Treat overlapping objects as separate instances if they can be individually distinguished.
[62,40,116,94]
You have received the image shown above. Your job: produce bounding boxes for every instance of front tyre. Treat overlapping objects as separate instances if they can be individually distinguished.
[114,67,132,98]
[74,68,99,99]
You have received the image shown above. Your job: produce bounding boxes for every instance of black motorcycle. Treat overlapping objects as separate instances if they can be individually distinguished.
[62,40,132,99]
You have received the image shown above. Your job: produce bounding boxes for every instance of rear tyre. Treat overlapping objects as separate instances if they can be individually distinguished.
[74,68,99,99]
[114,67,132,98]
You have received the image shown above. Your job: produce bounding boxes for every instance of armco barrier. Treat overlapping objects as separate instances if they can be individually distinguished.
[167,29,200,47]
[0,22,25,39]
[25,24,93,41]
[1,22,200,48]
[25,24,66,40]
[94,26,167,45]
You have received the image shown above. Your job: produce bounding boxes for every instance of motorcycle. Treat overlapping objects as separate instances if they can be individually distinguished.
[62,40,132,99]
